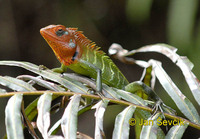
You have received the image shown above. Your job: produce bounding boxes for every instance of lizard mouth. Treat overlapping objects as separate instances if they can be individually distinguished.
[40,26,63,42]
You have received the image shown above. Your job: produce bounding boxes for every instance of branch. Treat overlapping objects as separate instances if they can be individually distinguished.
[1,91,200,130]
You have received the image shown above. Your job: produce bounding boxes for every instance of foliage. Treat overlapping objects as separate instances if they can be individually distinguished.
[0,44,200,139]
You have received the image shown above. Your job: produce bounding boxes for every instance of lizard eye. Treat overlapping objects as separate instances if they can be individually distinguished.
[56,28,67,36]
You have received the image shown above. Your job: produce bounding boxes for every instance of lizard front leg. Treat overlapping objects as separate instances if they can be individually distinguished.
[52,64,67,73]
[79,59,103,97]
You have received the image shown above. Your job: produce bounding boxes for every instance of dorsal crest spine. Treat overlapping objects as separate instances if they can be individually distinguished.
[67,28,104,55]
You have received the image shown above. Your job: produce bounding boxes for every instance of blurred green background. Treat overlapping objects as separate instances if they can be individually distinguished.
[0,0,200,138]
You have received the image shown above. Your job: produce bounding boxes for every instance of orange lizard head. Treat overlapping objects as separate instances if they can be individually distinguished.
[40,25,82,66]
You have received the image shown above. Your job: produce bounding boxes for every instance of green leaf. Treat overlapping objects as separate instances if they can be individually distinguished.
[61,94,81,139]
[21,101,39,139]
[92,100,109,139]
[132,110,165,139]
[0,76,36,92]
[124,44,200,106]
[17,75,65,91]
[48,120,61,136]
[165,121,189,139]
[112,106,136,139]
[37,93,52,138]
[5,94,24,139]
[125,43,177,58]
[140,113,163,139]
[113,87,167,138]
[113,88,147,106]
[25,98,40,123]
[141,66,155,88]
[0,61,89,94]
[25,95,59,121]
[102,84,120,99]
[150,60,200,124]
[63,73,120,99]
[49,104,95,136]
[176,57,200,106]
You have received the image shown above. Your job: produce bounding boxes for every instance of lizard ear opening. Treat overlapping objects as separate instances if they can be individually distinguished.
[69,39,76,48]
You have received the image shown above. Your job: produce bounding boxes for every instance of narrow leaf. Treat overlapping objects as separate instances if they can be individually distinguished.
[25,98,39,121]
[0,61,89,94]
[102,84,120,99]
[25,95,59,121]
[133,110,165,139]
[17,75,65,91]
[49,104,95,136]
[141,66,156,89]
[63,73,119,99]
[113,88,147,106]
[61,94,81,139]
[5,94,24,139]
[124,44,200,106]
[176,57,200,106]
[112,106,136,139]
[48,120,61,136]
[150,60,200,124]
[125,43,178,62]
[140,113,162,139]
[165,121,189,139]
[37,93,52,139]
[0,76,36,91]
[92,100,109,139]
[21,101,39,139]
[116,89,165,138]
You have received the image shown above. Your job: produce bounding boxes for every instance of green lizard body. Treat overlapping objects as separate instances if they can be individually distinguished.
[40,25,129,89]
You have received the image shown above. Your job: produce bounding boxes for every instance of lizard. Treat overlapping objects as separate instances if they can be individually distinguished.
[40,24,129,93]
[40,24,175,113]
[40,25,175,138]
